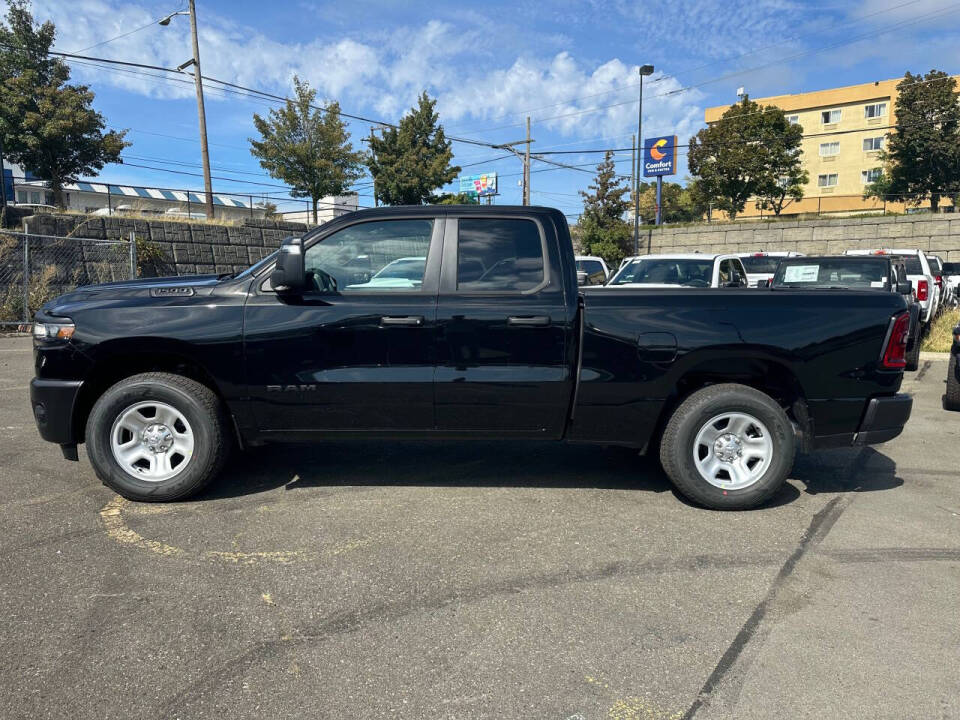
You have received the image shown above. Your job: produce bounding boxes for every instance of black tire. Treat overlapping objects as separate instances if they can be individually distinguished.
[85,372,232,501]
[659,384,796,510]
[905,330,921,371]
[946,355,960,412]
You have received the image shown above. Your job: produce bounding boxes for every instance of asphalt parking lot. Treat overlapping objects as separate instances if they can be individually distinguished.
[1,336,958,720]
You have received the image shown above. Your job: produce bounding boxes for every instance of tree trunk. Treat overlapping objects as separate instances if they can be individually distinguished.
[312,196,318,225]
[931,193,940,213]
[51,179,66,210]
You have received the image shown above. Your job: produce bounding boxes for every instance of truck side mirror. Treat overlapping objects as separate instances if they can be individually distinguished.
[897,281,913,296]
[271,237,306,293]
[577,270,588,286]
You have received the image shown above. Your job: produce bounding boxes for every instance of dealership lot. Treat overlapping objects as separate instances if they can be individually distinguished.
[1,336,958,719]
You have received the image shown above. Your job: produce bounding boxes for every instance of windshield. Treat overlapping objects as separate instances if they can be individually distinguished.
[576,259,605,275]
[887,255,923,274]
[610,258,714,287]
[739,256,782,274]
[371,257,426,281]
[773,259,890,288]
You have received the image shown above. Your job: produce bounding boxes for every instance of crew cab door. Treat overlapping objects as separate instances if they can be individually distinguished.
[243,217,442,434]
[434,215,574,436]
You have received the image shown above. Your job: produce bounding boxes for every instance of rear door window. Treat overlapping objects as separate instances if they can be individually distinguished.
[456,218,545,291]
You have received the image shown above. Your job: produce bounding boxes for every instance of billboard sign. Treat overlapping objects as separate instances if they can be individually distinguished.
[459,172,498,197]
[643,135,678,177]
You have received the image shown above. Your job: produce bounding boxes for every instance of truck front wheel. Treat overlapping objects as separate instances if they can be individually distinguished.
[945,355,960,411]
[659,384,796,510]
[85,372,232,501]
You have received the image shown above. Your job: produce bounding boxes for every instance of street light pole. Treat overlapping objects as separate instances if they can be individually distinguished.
[633,64,654,256]
[160,1,215,220]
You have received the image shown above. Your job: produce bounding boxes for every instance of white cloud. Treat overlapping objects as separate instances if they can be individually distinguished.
[35,0,703,144]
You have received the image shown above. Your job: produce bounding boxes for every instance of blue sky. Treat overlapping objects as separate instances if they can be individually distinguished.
[28,0,960,219]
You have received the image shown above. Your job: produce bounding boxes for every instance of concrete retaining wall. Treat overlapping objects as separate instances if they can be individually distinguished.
[23,214,309,276]
[639,214,960,260]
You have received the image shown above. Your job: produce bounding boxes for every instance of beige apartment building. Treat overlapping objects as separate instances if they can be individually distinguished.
[703,77,958,219]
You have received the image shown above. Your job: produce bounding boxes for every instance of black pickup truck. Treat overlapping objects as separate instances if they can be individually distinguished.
[31,206,913,509]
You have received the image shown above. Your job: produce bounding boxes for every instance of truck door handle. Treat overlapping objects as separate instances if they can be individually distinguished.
[380,315,423,326]
[507,315,551,326]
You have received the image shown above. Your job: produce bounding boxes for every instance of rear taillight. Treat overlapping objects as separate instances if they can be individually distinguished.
[882,312,910,369]
[935,275,943,289]
[916,279,929,301]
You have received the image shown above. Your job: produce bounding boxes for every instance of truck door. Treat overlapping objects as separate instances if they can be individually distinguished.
[244,217,441,434]
[434,215,573,437]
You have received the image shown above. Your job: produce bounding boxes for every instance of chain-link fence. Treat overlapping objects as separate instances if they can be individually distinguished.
[0,231,136,328]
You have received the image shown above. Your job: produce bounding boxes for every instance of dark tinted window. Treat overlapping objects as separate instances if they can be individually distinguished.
[773,258,890,288]
[457,218,544,291]
[943,262,960,274]
[739,255,781,273]
[889,255,923,274]
[576,259,606,276]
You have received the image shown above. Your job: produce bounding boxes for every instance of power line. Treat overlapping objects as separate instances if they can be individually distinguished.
[68,5,185,54]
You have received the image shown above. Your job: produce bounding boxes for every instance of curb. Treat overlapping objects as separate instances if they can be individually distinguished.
[919,351,951,360]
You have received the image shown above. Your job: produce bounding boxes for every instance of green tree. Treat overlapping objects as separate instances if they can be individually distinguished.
[250,76,365,224]
[367,93,460,205]
[881,70,960,212]
[577,150,632,264]
[434,191,478,205]
[688,97,805,219]
[636,179,711,224]
[0,1,127,208]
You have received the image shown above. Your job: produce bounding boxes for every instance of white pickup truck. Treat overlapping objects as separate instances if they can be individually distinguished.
[845,249,939,330]
[607,253,749,288]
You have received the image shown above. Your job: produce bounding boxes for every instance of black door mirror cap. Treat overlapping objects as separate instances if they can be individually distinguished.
[271,237,307,293]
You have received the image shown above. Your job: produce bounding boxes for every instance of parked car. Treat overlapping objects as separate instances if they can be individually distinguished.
[737,251,804,288]
[927,255,948,312]
[844,249,939,332]
[607,253,749,288]
[942,261,960,307]
[574,255,611,286]
[770,255,923,370]
[31,205,913,511]
[946,324,960,411]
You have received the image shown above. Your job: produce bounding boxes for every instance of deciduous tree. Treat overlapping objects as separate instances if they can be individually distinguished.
[250,77,365,224]
[0,0,127,208]
[880,70,960,212]
[688,97,805,219]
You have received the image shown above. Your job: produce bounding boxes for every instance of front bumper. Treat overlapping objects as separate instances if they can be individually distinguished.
[854,393,913,446]
[30,378,83,446]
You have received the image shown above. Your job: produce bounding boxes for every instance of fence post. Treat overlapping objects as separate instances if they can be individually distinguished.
[129,230,137,278]
[22,226,29,325]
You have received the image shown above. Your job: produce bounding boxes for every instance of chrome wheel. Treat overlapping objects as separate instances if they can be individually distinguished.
[110,401,194,482]
[692,412,773,490]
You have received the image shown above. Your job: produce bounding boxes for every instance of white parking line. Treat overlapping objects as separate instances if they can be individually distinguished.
[0,386,28,391]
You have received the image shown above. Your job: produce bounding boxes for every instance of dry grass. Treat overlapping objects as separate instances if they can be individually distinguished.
[922,308,960,353]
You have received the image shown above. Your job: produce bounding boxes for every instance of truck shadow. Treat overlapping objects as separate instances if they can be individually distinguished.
[195,440,904,509]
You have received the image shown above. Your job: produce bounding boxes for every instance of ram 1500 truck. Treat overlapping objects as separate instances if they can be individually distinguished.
[31,206,914,510]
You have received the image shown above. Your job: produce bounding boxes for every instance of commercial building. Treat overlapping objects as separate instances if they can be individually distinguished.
[704,76,959,218]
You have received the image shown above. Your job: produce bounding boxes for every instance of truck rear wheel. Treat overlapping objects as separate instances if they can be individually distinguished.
[905,329,921,371]
[659,384,796,510]
[85,372,231,501]
[945,356,960,411]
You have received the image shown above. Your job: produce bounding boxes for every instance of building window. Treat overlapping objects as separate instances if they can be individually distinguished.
[862,137,884,151]
[820,109,842,124]
[862,168,882,184]
[864,103,887,118]
[817,173,839,188]
[30,191,42,204]
[819,142,840,156]
[786,114,799,125]
[16,190,28,203]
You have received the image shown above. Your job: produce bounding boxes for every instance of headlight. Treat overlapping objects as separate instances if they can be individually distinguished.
[33,320,75,340]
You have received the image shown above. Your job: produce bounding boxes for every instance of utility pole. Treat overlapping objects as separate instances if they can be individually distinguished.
[630,134,636,214]
[160,1,214,219]
[633,64,654,255]
[493,117,534,206]
[368,128,378,207]
[523,116,531,205]
[0,134,6,212]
